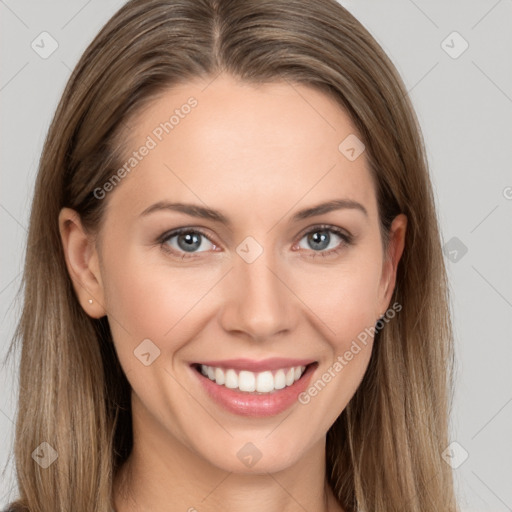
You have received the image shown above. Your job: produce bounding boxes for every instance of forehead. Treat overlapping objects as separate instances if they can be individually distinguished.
[107,74,378,221]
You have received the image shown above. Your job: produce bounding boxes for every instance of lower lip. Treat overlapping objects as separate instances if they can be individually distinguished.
[191,364,317,417]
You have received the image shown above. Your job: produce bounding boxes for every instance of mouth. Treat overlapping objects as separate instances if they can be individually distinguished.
[189,359,318,417]
[191,362,315,394]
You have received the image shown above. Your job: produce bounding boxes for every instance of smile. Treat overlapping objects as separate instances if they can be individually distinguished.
[197,364,307,393]
[190,358,318,417]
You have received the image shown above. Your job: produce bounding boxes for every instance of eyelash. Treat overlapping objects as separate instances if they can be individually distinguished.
[157,224,353,260]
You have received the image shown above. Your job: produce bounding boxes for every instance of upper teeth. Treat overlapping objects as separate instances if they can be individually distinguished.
[199,364,307,393]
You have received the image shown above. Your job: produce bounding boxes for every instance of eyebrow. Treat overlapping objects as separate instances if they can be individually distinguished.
[139,198,368,226]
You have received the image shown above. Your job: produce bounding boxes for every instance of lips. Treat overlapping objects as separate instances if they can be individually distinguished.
[189,358,318,417]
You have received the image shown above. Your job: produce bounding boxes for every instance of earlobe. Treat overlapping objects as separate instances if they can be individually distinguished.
[58,207,106,318]
[378,213,407,317]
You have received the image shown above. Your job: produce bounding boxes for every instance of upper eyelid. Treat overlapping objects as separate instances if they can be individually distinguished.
[298,224,351,238]
[160,227,216,246]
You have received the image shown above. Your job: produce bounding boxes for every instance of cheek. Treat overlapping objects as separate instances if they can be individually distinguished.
[101,248,223,357]
[292,258,383,344]
[293,263,381,430]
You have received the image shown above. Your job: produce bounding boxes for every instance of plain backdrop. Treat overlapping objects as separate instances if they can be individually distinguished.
[1,1,511,510]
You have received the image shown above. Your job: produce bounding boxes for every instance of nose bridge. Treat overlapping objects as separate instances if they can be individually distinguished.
[219,238,295,340]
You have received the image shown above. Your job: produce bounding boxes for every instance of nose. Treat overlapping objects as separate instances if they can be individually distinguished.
[218,248,298,342]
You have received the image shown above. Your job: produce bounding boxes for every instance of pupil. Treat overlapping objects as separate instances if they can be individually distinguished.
[309,231,329,250]
[178,232,201,252]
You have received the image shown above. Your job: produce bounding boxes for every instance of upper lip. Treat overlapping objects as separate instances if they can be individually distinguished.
[193,358,316,372]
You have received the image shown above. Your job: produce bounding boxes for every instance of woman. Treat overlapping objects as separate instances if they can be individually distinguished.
[4,0,458,510]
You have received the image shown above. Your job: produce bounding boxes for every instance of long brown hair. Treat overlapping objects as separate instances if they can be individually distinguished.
[3,0,457,510]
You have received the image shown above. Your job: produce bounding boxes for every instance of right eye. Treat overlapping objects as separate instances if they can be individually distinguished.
[158,228,218,258]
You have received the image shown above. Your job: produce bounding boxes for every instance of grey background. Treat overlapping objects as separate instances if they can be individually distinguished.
[1,0,511,510]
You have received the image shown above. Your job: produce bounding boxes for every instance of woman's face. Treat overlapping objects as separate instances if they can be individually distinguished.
[62,74,406,474]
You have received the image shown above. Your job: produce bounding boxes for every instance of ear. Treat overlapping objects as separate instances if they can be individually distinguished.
[376,213,407,319]
[58,207,106,318]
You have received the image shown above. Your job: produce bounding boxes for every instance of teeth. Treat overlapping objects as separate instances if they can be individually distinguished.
[214,367,225,385]
[225,369,238,389]
[274,369,286,390]
[198,364,308,393]
[256,371,274,392]
[239,371,256,392]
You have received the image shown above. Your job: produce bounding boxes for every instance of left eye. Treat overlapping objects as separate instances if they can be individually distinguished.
[297,228,348,253]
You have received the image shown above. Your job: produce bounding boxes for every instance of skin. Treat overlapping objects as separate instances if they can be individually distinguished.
[59,74,406,512]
